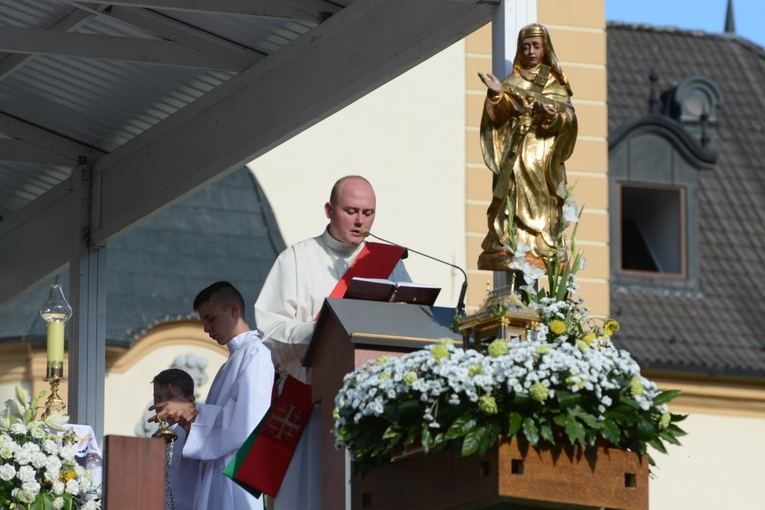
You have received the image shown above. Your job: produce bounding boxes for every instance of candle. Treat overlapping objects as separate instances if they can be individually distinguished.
[40,284,72,376]
[47,321,65,364]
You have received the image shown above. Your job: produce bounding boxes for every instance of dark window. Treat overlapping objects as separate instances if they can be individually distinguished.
[619,184,685,276]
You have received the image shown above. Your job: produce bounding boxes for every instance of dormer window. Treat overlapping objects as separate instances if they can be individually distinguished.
[619,184,685,276]
[609,76,719,292]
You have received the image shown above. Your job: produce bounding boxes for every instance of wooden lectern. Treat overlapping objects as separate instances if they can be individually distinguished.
[102,435,166,510]
[304,297,460,510]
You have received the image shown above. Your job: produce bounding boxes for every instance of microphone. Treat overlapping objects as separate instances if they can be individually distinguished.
[359,228,468,317]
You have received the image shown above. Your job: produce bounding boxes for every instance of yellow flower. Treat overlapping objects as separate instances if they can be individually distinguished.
[529,382,549,402]
[658,411,671,429]
[604,319,620,336]
[431,344,449,361]
[436,337,454,346]
[630,376,644,396]
[403,372,418,386]
[376,355,392,365]
[379,372,391,380]
[582,333,596,346]
[468,364,483,377]
[487,339,508,358]
[536,345,551,355]
[478,395,498,415]
[549,320,566,335]
[332,408,340,420]
[576,340,588,352]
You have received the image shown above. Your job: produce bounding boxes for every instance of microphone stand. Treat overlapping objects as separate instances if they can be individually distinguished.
[361,230,468,317]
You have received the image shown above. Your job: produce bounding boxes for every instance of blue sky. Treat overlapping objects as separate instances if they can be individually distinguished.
[606,0,765,48]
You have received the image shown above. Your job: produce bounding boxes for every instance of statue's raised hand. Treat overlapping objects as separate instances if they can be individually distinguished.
[478,72,503,97]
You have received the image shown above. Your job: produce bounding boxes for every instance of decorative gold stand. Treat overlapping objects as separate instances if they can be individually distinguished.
[42,362,66,419]
[454,271,539,350]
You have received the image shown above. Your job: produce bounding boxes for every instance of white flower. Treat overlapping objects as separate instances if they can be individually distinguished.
[0,409,10,431]
[0,463,16,481]
[43,438,59,455]
[31,450,47,468]
[10,422,28,435]
[60,447,75,462]
[44,411,70,433]
[14,448,32,465]
[562,200,580,223]
[28,420,47,439]
[22,480,41,496]
[53,497,65,509]
[65,478,80,494]
[0,443,15,459]
[17,464,36,483]
[52,480,65,495]
[16,488,36,504]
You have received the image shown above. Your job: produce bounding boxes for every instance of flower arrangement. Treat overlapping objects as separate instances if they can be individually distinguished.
[0,386,101,509]
[333,189,686,476]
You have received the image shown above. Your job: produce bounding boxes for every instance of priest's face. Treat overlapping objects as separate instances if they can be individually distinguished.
[325,177,376,246]
[196,300,238,345]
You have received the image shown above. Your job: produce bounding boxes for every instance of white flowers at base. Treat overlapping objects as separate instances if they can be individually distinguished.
[0,386,101,509]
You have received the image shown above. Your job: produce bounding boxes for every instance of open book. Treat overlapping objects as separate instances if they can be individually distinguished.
[343,277,441,306]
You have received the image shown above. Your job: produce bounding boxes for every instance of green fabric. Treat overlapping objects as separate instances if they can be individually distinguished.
[222,405,272,500]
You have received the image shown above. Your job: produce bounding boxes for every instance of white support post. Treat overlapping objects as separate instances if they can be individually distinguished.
[68,160,106,440]
[492,0,536,289]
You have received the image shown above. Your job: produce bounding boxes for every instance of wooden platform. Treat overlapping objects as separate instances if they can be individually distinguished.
[353,437,648,510]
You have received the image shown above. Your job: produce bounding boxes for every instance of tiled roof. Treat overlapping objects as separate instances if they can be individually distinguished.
[607,23,765,378]
[0,168,284,348]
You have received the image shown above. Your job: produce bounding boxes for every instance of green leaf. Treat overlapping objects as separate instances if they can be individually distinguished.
[461,427,481,457]
[381,425,400,441]
[652,389,682,406]
[445,415,475,440]
[600,420,622,445]
[507,412,523,436]
[539,422,555,444]
[420,424,432,454]
[554,412,586,446]
[637,416,658,441]
[569,408,599,428]
[648,438,668,454]
[479,422,501,456]
[555,390,582,409]
[522,417,539,446]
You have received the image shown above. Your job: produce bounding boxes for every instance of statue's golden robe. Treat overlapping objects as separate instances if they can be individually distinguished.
[478,64,577,270]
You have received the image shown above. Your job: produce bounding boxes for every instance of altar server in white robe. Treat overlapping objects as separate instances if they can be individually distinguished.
[152,281,275,510]
[255,175,410,509]
[151,368,199,510]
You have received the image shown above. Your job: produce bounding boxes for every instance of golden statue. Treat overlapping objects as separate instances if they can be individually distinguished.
[477,23,577,271]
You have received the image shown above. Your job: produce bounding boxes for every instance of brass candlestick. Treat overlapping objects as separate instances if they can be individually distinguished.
[43,362,66,419]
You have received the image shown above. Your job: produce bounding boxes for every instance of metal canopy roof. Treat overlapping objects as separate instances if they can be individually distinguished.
[0,0,494,306]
